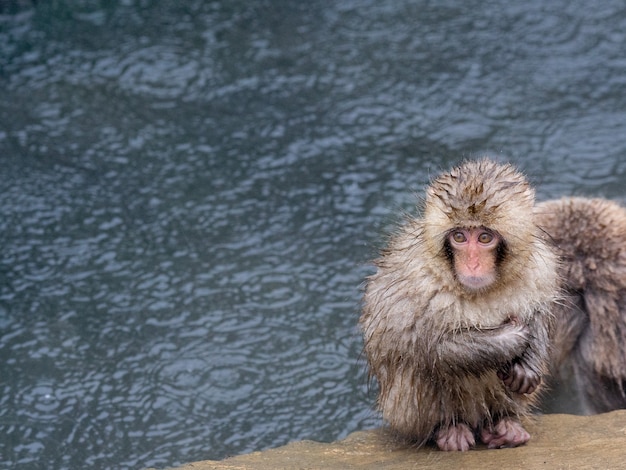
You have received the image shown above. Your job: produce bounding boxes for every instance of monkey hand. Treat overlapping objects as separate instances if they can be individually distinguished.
[497,361,541,395]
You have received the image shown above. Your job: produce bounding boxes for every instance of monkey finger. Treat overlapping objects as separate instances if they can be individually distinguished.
[513,371,541,394]
[524,384,537,394]
[506,370,524,391]
[500,371,522,390]
[521,375,541,394]
[516,378,532,394]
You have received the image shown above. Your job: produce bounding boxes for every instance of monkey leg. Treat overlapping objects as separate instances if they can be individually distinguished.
[435,423,476,451]
[480,417,530,449]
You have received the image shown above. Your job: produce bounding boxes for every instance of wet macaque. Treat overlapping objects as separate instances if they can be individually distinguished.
[537,197,626,413]
[360,159,559,451]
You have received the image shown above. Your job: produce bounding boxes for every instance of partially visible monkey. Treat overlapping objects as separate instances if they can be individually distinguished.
[360,159,560,451]
[537,197,626,413]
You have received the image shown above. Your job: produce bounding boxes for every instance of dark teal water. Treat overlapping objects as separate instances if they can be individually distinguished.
[1,1,626,469]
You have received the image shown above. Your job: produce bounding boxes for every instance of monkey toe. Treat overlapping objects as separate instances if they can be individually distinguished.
[481,418,530,449]
[435,423,475,451]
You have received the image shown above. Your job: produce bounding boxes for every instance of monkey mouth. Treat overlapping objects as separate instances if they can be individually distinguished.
[457,274,495,291]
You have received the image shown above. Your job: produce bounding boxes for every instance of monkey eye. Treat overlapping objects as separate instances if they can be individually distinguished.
[451,231,466,243]
[478,232,494,244]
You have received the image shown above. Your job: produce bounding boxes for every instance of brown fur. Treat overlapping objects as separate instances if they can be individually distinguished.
[536,197,626,412]
[360,159,559,448]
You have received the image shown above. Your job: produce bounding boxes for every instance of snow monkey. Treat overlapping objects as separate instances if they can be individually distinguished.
[536,197,626,414]
[360,159,560,451]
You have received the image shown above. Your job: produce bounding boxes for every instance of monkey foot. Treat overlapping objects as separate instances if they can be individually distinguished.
[480,417,530,449]
[435,423,476,451]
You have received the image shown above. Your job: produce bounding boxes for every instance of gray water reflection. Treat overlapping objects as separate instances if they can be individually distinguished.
[2,1,626,469]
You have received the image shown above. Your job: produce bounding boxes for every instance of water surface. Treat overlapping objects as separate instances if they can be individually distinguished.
[2,1,626,468]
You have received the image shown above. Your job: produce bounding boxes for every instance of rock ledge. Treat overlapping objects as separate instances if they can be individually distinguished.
[169,411,626,469]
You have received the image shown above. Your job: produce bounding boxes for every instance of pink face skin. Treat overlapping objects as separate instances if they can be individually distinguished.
[448,227,500,291]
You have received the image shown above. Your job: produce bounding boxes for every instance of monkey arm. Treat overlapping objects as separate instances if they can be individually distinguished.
[497,311,552,394]
[431,321,530,378]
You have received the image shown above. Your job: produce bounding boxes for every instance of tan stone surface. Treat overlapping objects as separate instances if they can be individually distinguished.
[166,411,626,470]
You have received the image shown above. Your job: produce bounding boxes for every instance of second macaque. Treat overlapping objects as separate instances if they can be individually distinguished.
[360,159,559,451]
[537,197,626,413]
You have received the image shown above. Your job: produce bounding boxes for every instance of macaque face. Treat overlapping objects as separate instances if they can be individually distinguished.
[448,227,500,291]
